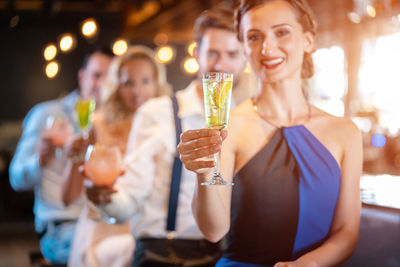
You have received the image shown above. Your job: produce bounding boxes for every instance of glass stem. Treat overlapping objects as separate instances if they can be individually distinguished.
[214,151,221,178]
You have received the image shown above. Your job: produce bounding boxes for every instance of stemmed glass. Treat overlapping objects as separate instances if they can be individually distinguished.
[75,98,96,139]
[201,72,234,186]
[84,144,122,223]
[43,115,74,158]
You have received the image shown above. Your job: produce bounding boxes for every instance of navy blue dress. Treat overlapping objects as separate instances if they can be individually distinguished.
[216,125,341,267]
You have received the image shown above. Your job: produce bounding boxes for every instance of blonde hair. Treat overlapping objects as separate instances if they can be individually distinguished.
[100,45,172,123]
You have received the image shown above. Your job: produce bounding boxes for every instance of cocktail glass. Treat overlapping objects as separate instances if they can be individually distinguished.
[201,72,234,186]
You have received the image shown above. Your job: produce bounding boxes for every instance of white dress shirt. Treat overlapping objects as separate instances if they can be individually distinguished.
[102,81,206,239]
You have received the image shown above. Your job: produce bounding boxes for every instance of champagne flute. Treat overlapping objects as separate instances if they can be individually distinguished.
[75,98,96,139]
[84,144,122,223]
[202,72,234,186]
[43,115,73,158]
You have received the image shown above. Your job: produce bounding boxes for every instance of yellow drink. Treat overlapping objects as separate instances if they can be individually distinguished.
[76,99,96,131]
[203,75,233,130]
[201,72,234,186]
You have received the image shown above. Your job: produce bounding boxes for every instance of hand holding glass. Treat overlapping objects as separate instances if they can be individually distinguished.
[43,115,74,158]
[202,72,234,186]
[84,144,122,224]
[84,144,122,187]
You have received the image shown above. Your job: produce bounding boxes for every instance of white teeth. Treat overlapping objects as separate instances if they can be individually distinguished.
[263,58,283,66]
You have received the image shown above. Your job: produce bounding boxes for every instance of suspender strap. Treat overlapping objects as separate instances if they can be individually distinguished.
[166,95,183,232]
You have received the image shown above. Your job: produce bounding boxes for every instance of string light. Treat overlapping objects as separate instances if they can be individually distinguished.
[187,42,197,56]
[45,61,59,79]
[44,43,57,61]
[155,46,174,64]
[59,33,75,52]
[183,57,199,74]
[81,18,98,38]
[112,39,128,56]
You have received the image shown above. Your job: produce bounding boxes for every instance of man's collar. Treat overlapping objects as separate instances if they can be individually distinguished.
[176,80,204,118]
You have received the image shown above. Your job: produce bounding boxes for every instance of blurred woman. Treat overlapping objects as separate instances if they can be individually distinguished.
[178,0,362,266]
[63,45,171,267]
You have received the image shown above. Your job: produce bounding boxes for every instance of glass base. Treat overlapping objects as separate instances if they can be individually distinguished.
[201,175,234,186]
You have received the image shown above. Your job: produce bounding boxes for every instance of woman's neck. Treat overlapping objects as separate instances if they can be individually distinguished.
[253,77,310,126]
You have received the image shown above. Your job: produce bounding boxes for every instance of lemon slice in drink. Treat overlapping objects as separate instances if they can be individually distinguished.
[207,81,219,107]
[216,80,232,109]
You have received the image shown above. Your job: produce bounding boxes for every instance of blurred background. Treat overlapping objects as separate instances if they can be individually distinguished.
[1,0,400,266]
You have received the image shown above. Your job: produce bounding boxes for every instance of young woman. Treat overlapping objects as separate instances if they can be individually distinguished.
[63,45,171,267]
[178,0,362,266]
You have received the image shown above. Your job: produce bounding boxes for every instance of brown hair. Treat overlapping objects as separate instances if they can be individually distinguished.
[235,0,317,79]
[193,3,236,46]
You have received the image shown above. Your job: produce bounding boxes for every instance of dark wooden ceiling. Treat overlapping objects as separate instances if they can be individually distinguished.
[2,0,400,47]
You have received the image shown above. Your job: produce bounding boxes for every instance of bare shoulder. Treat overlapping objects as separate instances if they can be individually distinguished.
[230,99,257,127]
[310,105,361,147]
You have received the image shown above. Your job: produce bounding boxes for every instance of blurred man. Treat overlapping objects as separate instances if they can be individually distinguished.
[9,47,113,265]
[87,5,255,267]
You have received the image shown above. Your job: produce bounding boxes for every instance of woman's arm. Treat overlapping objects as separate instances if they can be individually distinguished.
[178,128,235,242]
[275,121,363,267]
[61,131,94,206]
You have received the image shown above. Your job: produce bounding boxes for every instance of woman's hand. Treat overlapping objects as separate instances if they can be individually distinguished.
[177,129,227,175]
[79,165,124,205]
[64,133,90,159]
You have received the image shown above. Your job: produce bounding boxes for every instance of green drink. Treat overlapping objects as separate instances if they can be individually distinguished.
[75,99,96,134]
[202,72,234,186]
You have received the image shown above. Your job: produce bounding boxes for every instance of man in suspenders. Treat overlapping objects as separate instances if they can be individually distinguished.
[86,5,254,266]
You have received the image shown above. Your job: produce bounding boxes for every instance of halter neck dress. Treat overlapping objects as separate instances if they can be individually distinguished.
[216,125,341,267]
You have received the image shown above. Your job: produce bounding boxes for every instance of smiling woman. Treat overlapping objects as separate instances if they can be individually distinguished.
[177,0,363,266]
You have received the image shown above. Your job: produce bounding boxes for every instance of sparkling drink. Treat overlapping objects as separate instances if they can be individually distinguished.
[201,72,234,186]
[203,77,233,130]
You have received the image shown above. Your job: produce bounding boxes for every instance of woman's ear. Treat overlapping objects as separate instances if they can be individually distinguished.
[304,32,314,54]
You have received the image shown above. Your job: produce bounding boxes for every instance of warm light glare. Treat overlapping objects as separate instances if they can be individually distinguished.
[183,57,199,74]
[112,39,128,56]
[366,5,376,18]
[244,63,252,73]
[153,33,168,46]
[45,61,59,79]
[156,46,174,64]
[59,34,74,52]
[348,12,361,23]
[358,33,400,117]
[44,44,57,61]
[81,18,98,38]
[187,42,197,56]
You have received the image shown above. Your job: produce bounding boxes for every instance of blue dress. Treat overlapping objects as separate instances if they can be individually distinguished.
[216,125,341,267]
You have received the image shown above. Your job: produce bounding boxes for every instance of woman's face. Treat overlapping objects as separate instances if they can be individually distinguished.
[241,0,314,83]
[118,58,158,113]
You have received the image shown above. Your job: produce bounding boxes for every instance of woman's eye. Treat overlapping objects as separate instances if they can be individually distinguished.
[142,78,150,84]
[247,35,262,42]
[276,29,290,37]
[124,80,133,87]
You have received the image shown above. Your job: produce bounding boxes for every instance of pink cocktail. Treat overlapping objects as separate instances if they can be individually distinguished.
[43,116,73,146]
[84,144,122,186]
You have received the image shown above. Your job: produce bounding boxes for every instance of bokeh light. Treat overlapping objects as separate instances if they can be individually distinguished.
[45,61,59,79]
[59,33,75,52]
[81,18,98,38]
[112,39,128,56]
[44,43,57,61]
[187,42,197,56]
[156,46,174,64]
[183,57,199,74]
